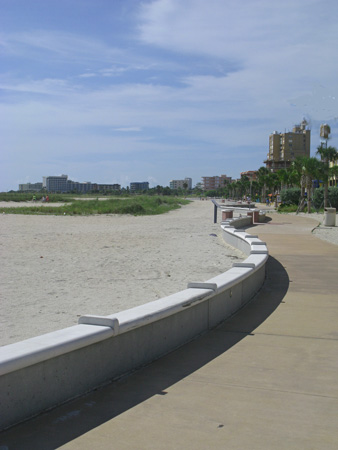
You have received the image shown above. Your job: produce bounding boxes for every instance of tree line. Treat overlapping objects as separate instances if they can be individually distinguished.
[205,145,338,212]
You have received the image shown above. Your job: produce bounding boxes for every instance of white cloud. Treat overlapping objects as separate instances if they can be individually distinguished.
[137,0,338,123]
[113,127,142,132]
[0,77,79,95]
[1,30,122,63]
[1,0,338,191]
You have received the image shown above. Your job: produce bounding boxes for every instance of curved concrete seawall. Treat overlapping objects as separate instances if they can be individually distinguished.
[0,214,268,431]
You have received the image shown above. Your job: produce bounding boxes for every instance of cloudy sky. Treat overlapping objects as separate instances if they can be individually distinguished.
[1,0,337,191]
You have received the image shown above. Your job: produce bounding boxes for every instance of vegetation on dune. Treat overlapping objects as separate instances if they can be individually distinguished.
[0,196,191,216]
[0,192,74,202]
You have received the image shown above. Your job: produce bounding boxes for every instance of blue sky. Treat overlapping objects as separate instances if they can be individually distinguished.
[1,0,338,191]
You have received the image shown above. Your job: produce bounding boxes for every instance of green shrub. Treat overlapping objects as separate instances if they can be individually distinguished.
[280,188,301,205]
[313,187,338,209]
[329,186,338,208]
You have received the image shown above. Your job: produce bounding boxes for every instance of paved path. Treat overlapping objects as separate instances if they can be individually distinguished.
[1,214,338,449]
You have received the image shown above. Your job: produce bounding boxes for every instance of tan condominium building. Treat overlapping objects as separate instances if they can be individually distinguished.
[265,120,311,172]
[202,174,232,191]
[240,170,257,182]
[169,178,192,190]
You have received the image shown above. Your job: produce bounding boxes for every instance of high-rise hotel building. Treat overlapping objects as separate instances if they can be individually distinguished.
[265,120,310,171]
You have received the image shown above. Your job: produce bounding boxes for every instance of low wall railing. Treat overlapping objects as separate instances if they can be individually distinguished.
[0,209,268,431]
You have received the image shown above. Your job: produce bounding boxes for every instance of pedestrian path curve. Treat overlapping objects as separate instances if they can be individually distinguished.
[1,213,337,450]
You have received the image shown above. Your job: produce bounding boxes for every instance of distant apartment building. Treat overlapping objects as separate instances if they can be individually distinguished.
[44,174,69,192]
[130,182,149,192]
[92,183,121,191]
[45,174,92,193]
[18,182,43,192]
[169,177,192,190]
[67,180,92,193]
[20,175,121,193]
[240,171,257,182]
[265,120,310,172]
[202,174,232,191]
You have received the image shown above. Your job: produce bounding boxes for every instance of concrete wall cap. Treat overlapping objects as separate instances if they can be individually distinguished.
[112,288,212,334]
[233,262,256,268]
[187,282,218,291]
[78,315,119,335]
[0,324,113,376]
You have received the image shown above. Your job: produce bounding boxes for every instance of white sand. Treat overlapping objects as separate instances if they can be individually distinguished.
[2,200,336,347]
[0,200,244,346]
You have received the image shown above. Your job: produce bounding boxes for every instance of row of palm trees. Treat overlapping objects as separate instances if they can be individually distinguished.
[225,145,338,213]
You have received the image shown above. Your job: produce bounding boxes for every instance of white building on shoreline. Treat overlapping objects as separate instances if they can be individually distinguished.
[169,177,192,190]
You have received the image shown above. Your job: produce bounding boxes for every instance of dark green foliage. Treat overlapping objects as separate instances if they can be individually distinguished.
[313,187,338,209]
[280,188,301,205]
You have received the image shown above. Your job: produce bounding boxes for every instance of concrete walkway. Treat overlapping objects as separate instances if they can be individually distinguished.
[1,214,338,449]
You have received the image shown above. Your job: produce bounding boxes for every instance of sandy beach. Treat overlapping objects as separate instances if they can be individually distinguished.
[1,200,337,347]
[0,200,244,346]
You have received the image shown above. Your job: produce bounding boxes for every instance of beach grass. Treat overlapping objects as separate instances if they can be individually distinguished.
[0,196,191,216]
[0,192,74,202]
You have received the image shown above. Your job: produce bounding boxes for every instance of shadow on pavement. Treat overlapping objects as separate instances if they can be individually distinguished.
[0,257,288,450]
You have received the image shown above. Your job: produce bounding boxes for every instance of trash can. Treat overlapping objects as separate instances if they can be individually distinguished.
[323,208,336,226]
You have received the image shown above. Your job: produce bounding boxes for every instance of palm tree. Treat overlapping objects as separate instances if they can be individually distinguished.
[277,168,291,191]
[257,166,269,201]
[251,180,260,200]
[291,156,321,213]
[240,175,250,199]
[302,157,321,213]
[265,172,279,206]
[288,164,302,188]
[316,145,338,207]
[291,157,304,192]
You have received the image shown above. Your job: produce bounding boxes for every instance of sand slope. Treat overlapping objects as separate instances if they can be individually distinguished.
[0,200,244,346]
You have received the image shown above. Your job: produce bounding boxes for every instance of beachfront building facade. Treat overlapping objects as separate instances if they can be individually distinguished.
[18,182,43,192]
[240,171,257,182]
[169,178,192,190]
[265,120,311,172]
[202,174,232,191]
[43,175,89,193]
[44,175,69,192]
[43,175,92,193]
[91,183,121,192]
[130,182,149,192]
[18,175,121,193]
